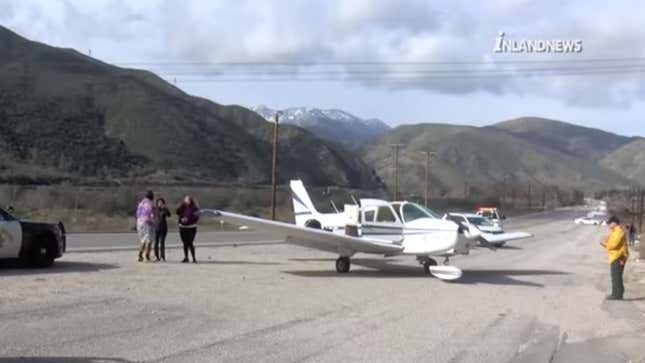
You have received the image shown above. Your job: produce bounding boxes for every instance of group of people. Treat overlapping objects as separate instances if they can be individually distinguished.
[135,191,201,263]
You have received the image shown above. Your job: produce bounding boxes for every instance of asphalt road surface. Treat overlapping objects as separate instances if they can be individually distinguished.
[2,208,645,363]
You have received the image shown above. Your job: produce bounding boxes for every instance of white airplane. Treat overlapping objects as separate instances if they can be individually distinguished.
[200,180,533,281]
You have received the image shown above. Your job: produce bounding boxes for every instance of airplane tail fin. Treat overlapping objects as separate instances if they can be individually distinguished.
[290,179,319,226]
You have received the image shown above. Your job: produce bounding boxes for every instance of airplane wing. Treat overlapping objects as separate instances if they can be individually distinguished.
[199,209,404,255]
[480,232,533,244]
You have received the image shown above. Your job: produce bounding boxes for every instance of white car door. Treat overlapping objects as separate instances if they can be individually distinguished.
[0,209,22,258]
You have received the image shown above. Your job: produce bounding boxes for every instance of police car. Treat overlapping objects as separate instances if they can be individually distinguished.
[0,207,66,267]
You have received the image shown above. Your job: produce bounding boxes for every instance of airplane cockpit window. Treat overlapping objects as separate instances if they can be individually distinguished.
[364,209,376,223]
[376,206,397,223]
[402,203,437,222]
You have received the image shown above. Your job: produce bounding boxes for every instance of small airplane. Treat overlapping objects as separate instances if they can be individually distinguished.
[200,180,532,281]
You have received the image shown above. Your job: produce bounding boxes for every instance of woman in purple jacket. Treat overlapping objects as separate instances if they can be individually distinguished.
[176,195,200,263]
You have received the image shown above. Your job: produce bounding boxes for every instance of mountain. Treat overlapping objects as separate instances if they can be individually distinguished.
[252,105,390,148]
[0,26,381,188]
[493,117,635,161]
[362,123,632,198]
[600,139,645,183]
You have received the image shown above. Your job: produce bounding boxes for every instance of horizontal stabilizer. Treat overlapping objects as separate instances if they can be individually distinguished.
[481,232,533,244]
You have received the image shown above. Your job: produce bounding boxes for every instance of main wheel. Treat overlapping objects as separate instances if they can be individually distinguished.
[423,258,438,275]
[335,257,351,273]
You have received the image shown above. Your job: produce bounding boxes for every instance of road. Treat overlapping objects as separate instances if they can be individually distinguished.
[2,208,645,363]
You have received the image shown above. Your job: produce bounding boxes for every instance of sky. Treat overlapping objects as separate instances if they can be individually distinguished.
[2,0,645,136]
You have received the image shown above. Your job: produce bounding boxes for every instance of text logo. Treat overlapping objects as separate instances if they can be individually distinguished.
[494,32,583,53]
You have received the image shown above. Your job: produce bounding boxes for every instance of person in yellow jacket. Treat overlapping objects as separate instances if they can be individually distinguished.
[600,216,629,300]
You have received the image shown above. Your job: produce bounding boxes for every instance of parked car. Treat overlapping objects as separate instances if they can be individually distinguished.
[444,212,506,247]
[0,207,66,267]
[574,217,604,226]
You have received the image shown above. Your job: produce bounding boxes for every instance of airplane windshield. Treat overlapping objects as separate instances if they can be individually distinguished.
[402,203,440,222]
[467,217,494,226]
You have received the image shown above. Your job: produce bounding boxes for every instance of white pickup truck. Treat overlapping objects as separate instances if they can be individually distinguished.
[0,207,66,267]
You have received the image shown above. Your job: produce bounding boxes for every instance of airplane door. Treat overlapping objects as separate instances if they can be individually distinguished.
[362,205,403,243]
[0,212,22,258]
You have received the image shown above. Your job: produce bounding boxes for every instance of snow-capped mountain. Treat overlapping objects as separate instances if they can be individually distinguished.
[252,105,390,148]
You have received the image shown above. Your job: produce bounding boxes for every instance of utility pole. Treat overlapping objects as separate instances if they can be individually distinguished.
[502,175,508,208]
[270,111,282,220]
[630,187,634,225]
[390,144,403,200]
[527,182,532,210]
[638,188,645,233]
[420,151,434,207]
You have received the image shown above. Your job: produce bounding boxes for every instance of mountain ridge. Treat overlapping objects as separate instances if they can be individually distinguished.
[0,25,382,188]
[252,105,390,148]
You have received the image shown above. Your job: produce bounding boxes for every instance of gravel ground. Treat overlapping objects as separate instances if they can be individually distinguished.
[1,211,645,363]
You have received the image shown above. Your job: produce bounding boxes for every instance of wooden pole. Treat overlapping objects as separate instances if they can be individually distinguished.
[638,188,645,233]
[270,112,280,220]
[421,151,433,207]
[527,183,532,210]
[390,144,403,200]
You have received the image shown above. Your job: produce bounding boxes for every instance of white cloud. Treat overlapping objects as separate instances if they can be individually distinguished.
[2,0,645,109]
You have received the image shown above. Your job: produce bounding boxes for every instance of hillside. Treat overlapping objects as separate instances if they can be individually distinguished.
[600,139,645,183]
[253,105,390,148]
[0,26,381,188]
[362,123,632,198]
[493,117,635,161]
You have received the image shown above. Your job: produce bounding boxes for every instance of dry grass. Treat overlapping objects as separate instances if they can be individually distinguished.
[1,183,550,233]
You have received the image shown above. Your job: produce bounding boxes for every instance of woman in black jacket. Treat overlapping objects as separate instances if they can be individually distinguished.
[154,198,171,262]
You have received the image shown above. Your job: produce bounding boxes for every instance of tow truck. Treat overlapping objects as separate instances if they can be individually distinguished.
[476,207,505,227]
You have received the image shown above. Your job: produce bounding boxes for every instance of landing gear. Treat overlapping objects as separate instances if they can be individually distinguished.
[335,257,351,273]
[418,256,438,275]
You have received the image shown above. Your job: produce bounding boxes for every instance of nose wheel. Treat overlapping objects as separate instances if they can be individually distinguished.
[335,257,351,273]
[420,257,438,275]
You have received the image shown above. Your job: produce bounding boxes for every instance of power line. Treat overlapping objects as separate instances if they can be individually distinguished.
[109,56,645,66]
[168,68,645,82]
[148,64,645,76]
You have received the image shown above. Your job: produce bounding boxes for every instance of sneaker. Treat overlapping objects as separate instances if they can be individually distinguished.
[192,260,197,264]
[181,258,189,263]
[138,256,143,262]
[605,295,623,301]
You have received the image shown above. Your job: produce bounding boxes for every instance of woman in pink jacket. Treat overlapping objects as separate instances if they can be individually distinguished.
[136,190,155,262]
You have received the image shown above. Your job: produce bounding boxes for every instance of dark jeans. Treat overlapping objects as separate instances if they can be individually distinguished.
[610,259,625,299]
[154,228,167,260]
[180,227,197,261]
